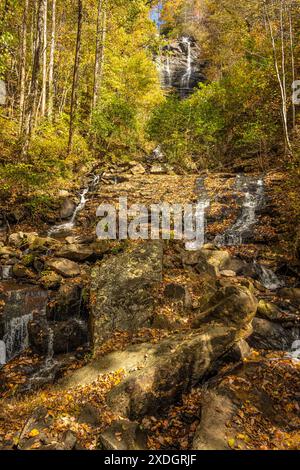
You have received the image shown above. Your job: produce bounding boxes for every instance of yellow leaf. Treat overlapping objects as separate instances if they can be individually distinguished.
[29,429,40,438]
[228,438,235,449]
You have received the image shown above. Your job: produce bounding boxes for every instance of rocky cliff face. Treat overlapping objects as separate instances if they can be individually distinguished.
[158,36,206,98]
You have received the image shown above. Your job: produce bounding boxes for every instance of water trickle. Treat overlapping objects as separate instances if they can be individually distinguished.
[288,339,300,362]
[185,177,210,251]
[254,263,283,291]
[1,265,12,280]
[215,175,265,246]
[48,173,100,235]
[181,37,192,95]
[3,313,33,363]
[0,340,6,365]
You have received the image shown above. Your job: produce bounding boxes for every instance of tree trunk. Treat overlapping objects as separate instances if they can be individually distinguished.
[264,1,292,154]
[41,0,48,117]
[68,0,83,153]
[48,0,56,121]
[22,0,44,155]
[92,0,106,115]
[19,0,29,132]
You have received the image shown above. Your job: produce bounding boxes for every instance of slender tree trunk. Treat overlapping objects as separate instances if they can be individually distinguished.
[22,0,44,155]
[41,0,48,117]
[48,0,56,121]
[92,0,107,115]
[68,0,83,153]
[264,1,292,154]
[19,0,29,132]
[288,4,296,129]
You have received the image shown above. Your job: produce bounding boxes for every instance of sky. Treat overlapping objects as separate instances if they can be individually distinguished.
[150,1,163,28]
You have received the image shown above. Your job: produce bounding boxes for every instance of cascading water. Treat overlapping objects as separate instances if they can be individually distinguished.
[254,263,283,291]
[215,175,265,247]
[185,177,210,251]
[181,37,192,96]
[3,313,33,363]
[48,173,100,236]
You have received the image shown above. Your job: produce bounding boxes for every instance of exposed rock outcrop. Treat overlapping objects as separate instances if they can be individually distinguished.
[91,242,163,349]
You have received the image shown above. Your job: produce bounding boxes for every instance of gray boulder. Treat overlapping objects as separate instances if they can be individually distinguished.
[91,242,163,349]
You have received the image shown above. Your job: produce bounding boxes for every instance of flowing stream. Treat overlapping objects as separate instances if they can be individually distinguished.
[215,175,265,247]
[48,174,100,236]
[181,37,192,94]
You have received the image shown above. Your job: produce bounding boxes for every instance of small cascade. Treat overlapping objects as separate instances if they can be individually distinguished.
[185,177,210,251]
[181,37,192,95]
[0,340,6,365]
[288,339,300,362]
[254,263,283,291]
[215,175,265,246]
[48,173,100,236]
[165,54,172,87]
[3,313,33,363]
[0,265,12,280]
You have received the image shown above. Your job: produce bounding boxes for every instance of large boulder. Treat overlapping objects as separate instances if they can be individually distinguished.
[91,242,163,349]
[248,318,296,351]
[60,198,76,220]
[107,321,254,420]
[257,300,299,325]
[192,285,258,329]
[99,420,147,451]
[45,258,81,278]
[195,249,231,276]
[47,282,85,321]
[56,244,93,262]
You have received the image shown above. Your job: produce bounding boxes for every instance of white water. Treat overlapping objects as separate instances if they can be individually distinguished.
[0,340,6,365]
[165,55,172,87]
[215,176,265,246]
[1,265,12,280]
[255,263,283,291]
[48,174,100,235]
[186,178,210,251]
[3,313,33,363]
[181,37,192,92]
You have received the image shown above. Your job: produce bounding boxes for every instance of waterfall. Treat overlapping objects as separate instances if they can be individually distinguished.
[1,265,12,280]
[0,340,6,365]
[185,177,210,251]
[181,37,192,93]
[215,176,265,246]
[165,55,172,87]
[3,313,33,363]
[48,173,100,235]
[254,263,283,291]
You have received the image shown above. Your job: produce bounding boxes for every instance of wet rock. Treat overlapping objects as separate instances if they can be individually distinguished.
[192,285,258,329]
[91,241,163,349]
[56,244,93,262]
[28,318,88,355]
[47,282,84,321]
[99,420,147,451]
[46,258,81,278]
[152,312,187,330]
[257,300,299,325]
[248,318,295,351]
[60,198,76,220]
